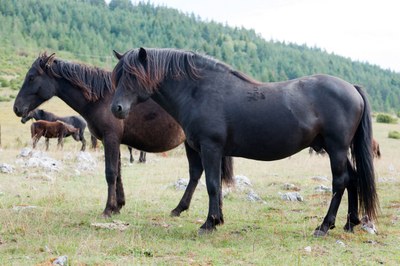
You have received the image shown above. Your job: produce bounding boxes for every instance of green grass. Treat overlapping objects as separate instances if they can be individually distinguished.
[1,100,400,265]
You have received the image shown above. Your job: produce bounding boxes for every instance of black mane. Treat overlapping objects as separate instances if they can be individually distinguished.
[112,48,262,94]
[34,53,112,101]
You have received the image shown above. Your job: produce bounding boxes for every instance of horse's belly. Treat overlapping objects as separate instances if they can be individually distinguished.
[226,127,315,161]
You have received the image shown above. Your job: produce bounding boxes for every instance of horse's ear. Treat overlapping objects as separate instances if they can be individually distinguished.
[113,50,123,60]
[44,53,56,68]
[138,47,147,63]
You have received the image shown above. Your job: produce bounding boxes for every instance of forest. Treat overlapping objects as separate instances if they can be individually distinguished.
[0,0,399,112]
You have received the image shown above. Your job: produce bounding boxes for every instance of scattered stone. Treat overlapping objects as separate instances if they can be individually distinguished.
[336,240,345,247]
[311,176,329,182]
[314,184,332,193]
[19,147,32,157]
[279,192,304,202]
[361,215,377,234]
[52,255,68,266]
[91,220,129,231]
[76,151,97,171]
[173,178,189,190]
[12,205,38,211]
[246,190,265,203]
[377,177,397,183]
[18,150,61,172]
[0,163,14,173]
[304,246,312,252]
[234,175,253,191]
[283,183,300,191]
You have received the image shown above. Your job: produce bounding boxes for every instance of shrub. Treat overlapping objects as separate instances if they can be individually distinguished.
[376,113,398,124]
[388,131,400,139]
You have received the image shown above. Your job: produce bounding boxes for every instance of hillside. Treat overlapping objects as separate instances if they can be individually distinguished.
[0,0,399,112]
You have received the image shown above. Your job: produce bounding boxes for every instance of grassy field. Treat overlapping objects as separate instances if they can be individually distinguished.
[0,99,400,265]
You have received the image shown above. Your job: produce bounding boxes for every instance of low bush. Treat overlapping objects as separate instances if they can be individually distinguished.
[388,130,400,139]
[376,113,398,124]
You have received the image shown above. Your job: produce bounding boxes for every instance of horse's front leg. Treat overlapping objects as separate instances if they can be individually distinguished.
[199,145,223,234]
[32,135,40,149]
[45,138,50,151]
[102,138,125,217]
[57,136,64,150]
[171,142,203,217]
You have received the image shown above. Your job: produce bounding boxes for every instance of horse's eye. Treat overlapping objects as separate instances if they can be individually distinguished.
[28,75,35,82]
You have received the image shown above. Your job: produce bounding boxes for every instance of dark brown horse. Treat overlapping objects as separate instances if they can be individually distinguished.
[90,136,146,163]
[13,53,233,218]
[31,120,80,149]
[111,48,378,236]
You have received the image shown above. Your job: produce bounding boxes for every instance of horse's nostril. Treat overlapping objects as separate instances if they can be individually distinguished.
[13,106,23,116]
[117,105,122,112]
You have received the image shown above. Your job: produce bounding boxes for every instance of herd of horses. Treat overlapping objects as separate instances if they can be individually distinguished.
[21,108,146,163]
[13,48,381,237]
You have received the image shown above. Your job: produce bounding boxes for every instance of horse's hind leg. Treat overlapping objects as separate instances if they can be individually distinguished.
[80,135,86,152]
[171,142,203,216]
[128,147,134,163]
[139,151,146,163]
[344,159,361,232]
[314,149,349,237]
[57,136,64,150]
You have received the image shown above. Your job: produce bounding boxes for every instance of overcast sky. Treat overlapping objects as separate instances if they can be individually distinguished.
[135,0,400,73]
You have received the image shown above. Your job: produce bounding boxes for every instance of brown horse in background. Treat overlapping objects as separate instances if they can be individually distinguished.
[372,138,381,158]
[31,120,80,149]
[310,138,381,158]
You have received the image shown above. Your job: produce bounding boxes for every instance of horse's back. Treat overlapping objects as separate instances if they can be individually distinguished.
[221,75,364,160]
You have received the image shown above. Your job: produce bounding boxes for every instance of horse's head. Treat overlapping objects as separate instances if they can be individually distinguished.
[13,53,59,118]
[111,48,152,119]
[20,109,44,124]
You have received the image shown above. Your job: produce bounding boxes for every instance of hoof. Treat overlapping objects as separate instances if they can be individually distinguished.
[102,212,112,218]
[313,229,328,237]
[170,209,181,217]
[102,208,120,218]
[198,227,216,236]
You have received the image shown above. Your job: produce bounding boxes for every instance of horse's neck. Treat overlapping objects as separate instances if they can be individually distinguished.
[43,112,59,121]
[57,79,93,115]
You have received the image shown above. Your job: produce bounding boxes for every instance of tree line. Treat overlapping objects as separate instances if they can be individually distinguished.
[0,0,399,112]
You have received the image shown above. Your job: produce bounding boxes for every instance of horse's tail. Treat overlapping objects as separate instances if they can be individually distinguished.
[221,156,234,186]
[352,85,379,221]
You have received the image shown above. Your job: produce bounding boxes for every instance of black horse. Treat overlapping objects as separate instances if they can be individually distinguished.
[13,52,234,218]
[111,48,379,237]
[21,109,87,151]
